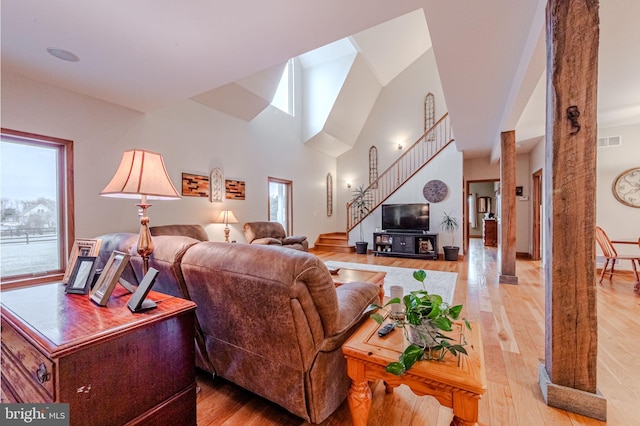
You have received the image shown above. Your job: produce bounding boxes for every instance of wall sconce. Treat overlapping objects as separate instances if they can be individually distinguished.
[397,143,403,150]
[346,182,352,189]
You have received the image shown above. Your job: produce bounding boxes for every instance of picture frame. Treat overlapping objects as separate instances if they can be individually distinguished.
[477,196,491,213]
[90,251,130,306]
[128,267,160,313]
[63,238,102,283]
[417,237,435,254]
[65,256,98,295]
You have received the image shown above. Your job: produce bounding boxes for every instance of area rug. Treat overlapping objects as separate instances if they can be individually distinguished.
[324,261,457,304]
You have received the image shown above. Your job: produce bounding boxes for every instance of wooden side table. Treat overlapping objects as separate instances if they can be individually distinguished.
[342,317,486,426]
[1,282,197,426]
[331,268,386,302]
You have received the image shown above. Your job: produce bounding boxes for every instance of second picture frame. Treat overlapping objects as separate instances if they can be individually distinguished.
[90,251,130,306]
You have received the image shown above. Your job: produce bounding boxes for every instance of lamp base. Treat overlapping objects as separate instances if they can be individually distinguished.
[224,226,230,243]
[136,202,154,274]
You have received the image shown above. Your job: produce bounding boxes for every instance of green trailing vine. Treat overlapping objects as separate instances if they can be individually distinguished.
[370,269,471,375]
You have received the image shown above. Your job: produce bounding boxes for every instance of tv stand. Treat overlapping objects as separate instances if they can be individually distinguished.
[373,232,438,260]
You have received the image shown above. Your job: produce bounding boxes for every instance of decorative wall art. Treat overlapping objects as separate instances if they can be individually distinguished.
[210,168,224,203]
[225,179,246,200]
[424,92,435,141]
[423,179,448,203]
[326,173,333,217]
[369,146,378,189]
[182,173,210,197]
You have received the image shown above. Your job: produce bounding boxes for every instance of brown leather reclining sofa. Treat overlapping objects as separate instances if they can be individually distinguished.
[95,224,379,423]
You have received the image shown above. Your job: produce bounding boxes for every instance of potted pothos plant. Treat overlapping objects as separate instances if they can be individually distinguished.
[439,211,460,261]
[370,269,471,375]
[350,184,372,254]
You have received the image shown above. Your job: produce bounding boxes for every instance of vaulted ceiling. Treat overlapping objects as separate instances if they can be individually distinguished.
[3,0,639,158]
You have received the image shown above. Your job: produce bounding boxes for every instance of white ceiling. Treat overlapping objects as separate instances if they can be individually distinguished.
[2,0,639,158]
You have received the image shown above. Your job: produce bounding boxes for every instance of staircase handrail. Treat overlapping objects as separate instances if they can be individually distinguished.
[346,113,453,234]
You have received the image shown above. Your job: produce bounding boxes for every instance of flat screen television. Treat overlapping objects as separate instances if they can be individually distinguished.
[382,203,430,232]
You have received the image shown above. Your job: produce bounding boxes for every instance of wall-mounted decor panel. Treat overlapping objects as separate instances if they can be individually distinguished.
[182,173,209,197]
[225,179,246,200]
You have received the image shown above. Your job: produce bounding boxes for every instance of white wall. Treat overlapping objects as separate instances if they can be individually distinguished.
[1,70,338,245]
[347,143,463,252]
[468,181,495,238]
[596,123,640,259]
[463,153,532,254]
[336,49,448,229]
[525,123,640,269]
[515,154,531,253]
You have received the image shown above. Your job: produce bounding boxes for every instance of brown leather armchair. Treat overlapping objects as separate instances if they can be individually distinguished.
[243,221,308,251]
[180,242,379,423]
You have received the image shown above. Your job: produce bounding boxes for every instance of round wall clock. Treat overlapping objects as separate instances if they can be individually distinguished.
[612,167,640,208]
[423,179,448,203]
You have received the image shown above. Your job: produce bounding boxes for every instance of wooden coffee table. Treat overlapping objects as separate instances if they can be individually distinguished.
[342,315,486,426]
[331,268,386,302]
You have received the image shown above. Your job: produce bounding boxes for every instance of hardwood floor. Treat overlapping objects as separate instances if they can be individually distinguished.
[196,239,640,425]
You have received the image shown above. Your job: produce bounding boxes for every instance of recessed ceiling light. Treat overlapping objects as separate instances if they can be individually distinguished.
[47,47,80,62]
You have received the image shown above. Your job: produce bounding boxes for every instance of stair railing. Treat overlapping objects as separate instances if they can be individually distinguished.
[346,113,453,234]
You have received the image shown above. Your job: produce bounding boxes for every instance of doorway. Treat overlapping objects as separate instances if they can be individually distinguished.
[531,169,542,260]
[466,179,500,250]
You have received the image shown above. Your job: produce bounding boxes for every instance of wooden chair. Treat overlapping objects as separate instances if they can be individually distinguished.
[595,226,640,284]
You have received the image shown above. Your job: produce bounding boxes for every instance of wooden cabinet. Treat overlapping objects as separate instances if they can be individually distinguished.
[1,282,197,426]
[483,219,497,246]
[373,232,438,260]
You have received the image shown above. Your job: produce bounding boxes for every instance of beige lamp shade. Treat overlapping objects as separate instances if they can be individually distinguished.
[100,149,180,200]
[214,210,239,225]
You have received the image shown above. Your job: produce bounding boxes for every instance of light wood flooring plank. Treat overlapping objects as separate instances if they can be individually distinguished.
[195,239,639,425]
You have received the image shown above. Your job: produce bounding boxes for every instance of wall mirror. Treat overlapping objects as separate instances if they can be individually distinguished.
[477,196,491,213]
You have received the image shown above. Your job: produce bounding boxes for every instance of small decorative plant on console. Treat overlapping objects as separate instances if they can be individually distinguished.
[439,211,460,261]
[370,269,471,375]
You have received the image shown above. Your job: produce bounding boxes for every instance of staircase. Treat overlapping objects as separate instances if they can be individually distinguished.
[346,113,453,235]
[314,232,353,253]
[315,113,453,253]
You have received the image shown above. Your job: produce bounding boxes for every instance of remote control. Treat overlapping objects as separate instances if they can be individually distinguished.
[377,323,395,337]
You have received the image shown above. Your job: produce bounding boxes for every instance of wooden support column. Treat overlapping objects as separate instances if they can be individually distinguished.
[499,130,518,285]
[538,0,605,420]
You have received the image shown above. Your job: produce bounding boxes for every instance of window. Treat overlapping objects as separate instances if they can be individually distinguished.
[271,59,294,116]
[268,177,292,235]
[1,129,74,287]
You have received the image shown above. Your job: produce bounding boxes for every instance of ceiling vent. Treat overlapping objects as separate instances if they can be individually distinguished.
[597,135,621,147]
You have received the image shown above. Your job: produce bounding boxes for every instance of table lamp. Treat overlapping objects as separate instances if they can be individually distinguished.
[214,210,238,242]
[100,149,180,273]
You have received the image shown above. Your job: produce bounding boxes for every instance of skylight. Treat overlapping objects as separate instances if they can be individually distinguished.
[272,59,294,116]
